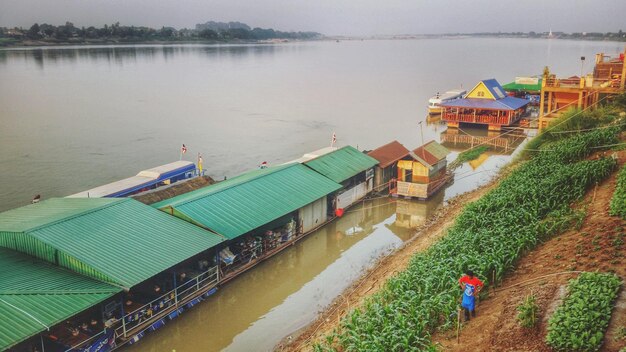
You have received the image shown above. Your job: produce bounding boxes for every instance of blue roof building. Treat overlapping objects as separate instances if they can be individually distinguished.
[440,79,530,131]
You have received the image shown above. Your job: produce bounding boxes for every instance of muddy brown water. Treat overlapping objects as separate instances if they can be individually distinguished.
[2,38,625,351]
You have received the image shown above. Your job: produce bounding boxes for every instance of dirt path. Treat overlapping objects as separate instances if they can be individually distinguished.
[432,150,626,352]
[277,174,504,351]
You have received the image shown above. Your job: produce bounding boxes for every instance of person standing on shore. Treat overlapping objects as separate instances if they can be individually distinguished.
[459,270,484,321]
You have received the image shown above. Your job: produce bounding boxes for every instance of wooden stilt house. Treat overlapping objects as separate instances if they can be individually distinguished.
[391,141,450,199]
[367,141,410,194]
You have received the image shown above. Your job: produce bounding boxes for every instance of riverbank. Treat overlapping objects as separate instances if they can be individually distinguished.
[284,114,618,350]
[278,167,508,351]
[431,147,626,352]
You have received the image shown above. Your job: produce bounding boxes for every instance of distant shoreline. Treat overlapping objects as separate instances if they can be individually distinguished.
[1,34,624,49]
[0,37,310,48]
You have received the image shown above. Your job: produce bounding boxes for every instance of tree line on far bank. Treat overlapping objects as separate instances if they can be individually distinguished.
[0,21,322,45]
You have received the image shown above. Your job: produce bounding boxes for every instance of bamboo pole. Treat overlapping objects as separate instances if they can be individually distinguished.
[456,308,461,343]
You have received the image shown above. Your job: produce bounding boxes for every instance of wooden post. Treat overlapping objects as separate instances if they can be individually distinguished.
[547,91,553,114]
[578,91,583,108]
[456,308,461,343]
[621,47,626,89]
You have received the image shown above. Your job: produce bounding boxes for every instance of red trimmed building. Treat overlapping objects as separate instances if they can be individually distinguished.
[440,79,530,131]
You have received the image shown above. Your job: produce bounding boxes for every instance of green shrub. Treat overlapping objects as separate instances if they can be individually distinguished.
[456,145,490,163]
[516,294,539,328]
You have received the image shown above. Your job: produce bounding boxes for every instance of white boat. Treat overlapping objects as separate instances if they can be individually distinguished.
[428,89,466,114]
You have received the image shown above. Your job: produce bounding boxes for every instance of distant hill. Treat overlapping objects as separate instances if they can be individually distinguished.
[193,20,321,41]
[196,21,251,32]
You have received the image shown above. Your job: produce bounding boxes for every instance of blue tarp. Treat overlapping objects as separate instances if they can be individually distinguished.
[168,308,183,320]
[147,319,166,332]
[78,330,116,352]
[127,332,144,345]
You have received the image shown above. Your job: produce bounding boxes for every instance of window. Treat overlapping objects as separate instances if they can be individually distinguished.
[477,91,484,97]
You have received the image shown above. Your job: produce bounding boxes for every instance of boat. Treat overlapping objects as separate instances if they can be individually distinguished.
[427,89,466,114]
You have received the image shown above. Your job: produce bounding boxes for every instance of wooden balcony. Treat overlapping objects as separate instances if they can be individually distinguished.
[442,112,513,126]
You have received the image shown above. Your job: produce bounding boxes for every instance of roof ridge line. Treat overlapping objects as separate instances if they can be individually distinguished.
[24,198,128,234]
[167,163,297,208]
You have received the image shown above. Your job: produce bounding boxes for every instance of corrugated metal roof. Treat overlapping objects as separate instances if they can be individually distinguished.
[137,160,195,178]
[1,293,114,350]
[502,79,542,92]
[0,198,119,233]
[0,198,225,289]
[153,163,342,239]
[411,141,450,168]
[367,141,410,168]
[481,79,508,99]
[67,176,154,198]
[69,161,196,198]
[0,248,120,350]
[423,141,450,160]
[304,146,379,183]
[284,146,339,164]
[440,96,529,110]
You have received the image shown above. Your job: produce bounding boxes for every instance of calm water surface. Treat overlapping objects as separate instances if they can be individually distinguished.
[1,38,624,351]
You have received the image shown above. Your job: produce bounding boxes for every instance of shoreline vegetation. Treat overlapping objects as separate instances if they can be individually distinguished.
[0,20,322,47]
[1,21,625,47]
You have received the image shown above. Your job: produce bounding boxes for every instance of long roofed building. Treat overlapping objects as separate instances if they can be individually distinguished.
[440,79,530,131]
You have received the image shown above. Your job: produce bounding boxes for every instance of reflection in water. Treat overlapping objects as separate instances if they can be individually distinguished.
[0,44,280,67]
[124,197,433,352]
[392,191,445,230]
[441,126,526,155]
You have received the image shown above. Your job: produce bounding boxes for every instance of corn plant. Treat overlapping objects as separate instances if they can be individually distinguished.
[546,272,622,352]
[516,294,538,328]
[610,165,626,219]
[314,126,620,352]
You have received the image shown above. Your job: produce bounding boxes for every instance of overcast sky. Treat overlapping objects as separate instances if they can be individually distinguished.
[1,0,624,36]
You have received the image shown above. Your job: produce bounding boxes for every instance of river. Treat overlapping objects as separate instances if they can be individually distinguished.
[1,38,624,351]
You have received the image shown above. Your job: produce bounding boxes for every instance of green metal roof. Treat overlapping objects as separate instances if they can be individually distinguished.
[303,146,379,183]
[0,197,119,233]
[153,163,342,239]
[0,248,120,350]
[423,141,450,161]
[0,198,224,289]
[502,79,542,92]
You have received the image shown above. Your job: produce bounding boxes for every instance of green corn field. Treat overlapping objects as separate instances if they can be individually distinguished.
[315,126,621,352]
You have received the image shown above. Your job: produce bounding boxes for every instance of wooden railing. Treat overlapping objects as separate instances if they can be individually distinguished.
[442,113,511,126]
